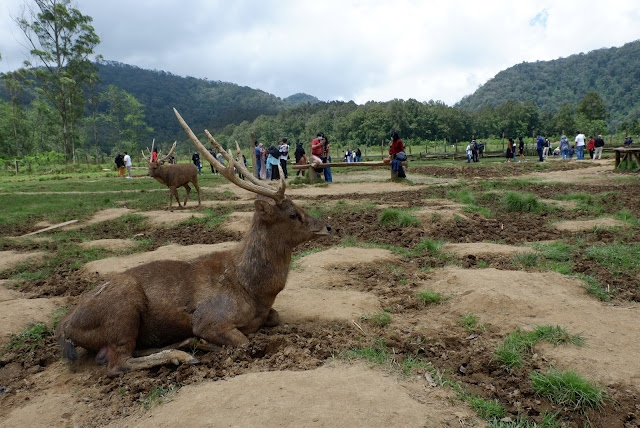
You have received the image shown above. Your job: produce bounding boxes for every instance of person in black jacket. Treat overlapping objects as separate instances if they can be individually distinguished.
[115,153,125,176]
[294,142,306,176]
[593,135,605,160]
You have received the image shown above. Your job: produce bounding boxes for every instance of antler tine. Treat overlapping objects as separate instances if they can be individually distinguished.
[159,141,177,163]
[204,130,285,202]
[173,107,285,202]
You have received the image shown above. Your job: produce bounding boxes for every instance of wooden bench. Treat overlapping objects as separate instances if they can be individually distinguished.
[291,160,408,183]
[613,147,640,168]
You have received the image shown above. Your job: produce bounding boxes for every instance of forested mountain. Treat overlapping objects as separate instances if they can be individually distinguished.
[456,40,640,127]
[94,61,312,139]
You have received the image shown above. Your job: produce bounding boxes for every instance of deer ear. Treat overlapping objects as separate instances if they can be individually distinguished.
[255,199,275,221]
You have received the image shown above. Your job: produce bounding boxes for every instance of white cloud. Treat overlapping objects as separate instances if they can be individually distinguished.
[1,0,640,105]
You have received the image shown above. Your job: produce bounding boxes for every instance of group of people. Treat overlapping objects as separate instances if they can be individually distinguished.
[254,138,290,180]
[535,132,606,162]
[343,148,362,162]
[114,152,133,178]
[466,139,485,163]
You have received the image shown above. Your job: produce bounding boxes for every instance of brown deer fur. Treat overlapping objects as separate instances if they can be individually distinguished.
[148,161,201,210]
[55,113,331,377]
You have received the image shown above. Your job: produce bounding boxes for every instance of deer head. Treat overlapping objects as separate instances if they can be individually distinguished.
[143,139,177,178]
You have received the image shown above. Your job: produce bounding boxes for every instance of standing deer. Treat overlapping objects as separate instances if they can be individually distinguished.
[144,140,201,210]
[55,108,332,376]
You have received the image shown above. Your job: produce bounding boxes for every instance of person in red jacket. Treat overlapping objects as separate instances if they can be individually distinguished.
[389,131,406,178]
[587,136,596,159]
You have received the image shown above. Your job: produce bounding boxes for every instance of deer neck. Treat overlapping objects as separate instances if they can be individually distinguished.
[236,225,293,299]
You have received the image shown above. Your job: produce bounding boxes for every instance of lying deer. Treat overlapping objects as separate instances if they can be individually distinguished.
[55,108,332,376]
[144,140,201,210]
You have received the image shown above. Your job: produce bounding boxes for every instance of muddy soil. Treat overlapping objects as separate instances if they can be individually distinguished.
[1,159,639,427]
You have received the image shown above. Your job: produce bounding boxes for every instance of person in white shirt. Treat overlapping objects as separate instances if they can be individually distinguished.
[123,152,132,178]
[278,138,289,179]
[575,132,586,160]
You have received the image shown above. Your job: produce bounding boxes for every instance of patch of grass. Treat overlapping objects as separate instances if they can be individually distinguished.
[467,395,505,420]
[574,273,611,301]
[530,369,606,410]
[360,311,392,327]
[379,208,420,227]
[531,241,573,262]
[477,260,489,268]
[141,385,176,409]
[342,339,431,376]
[615,209,640,226]
[416,289,444,305]
[487,412,564,428]
[2,322,50,355]
[495,326,584,369]
[447,189,476,205]
[511,252,539,269]
[414,238,443,253]
[459,312,486,333]
[584,242,640,277]
[502,191,547,213]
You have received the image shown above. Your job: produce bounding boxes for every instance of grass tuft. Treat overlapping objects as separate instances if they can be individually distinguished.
[502,191,546,213]
[360,311,392,327]
[416,289,444,305]
[530,369,606,410]
[379,208,420,227]
[459,312,486,333]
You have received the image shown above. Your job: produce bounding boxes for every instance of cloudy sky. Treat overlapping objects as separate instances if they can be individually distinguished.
[1,0,640,105]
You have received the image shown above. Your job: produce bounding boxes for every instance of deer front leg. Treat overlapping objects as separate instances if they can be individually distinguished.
[115,350,198,376]
[169,187,184,210]
[263,308,280,327]
[191,297,251,346]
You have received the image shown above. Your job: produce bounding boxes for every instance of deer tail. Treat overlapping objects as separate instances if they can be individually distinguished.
[55,320,78,361]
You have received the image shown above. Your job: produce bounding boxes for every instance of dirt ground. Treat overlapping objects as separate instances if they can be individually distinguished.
[1,158,639,427]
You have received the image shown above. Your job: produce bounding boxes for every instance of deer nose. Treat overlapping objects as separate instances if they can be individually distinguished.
[326,225,332,232]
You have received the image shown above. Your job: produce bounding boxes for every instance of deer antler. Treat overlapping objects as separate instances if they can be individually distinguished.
[159,141,177,163]
[173,108,286,203]
[142,139,156,163]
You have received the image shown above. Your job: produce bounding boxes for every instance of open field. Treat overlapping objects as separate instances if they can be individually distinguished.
[1,156,639,427]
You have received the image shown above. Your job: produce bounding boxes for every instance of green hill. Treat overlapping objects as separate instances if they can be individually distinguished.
[456,40,640,126]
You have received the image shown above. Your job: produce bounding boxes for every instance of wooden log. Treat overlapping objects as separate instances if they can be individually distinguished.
[22,220,79,237]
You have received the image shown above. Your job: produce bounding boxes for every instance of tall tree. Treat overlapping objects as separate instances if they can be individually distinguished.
[577,91,608,121]
[17,0,100,162]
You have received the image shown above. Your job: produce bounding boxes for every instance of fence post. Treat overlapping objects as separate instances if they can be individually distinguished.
[14,159,19,175]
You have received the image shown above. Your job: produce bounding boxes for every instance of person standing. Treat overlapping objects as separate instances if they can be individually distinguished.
[355,147,362,162]
[294,142,307,177]
[575,131,586,160]
[259,143,267,180]
[279,138,289,179]
[559,135,570,160]
[518,136,526,162]
[115,153,125,177]
[321,133,332,182]
[151,147,158,163]
[465,142,472,163]
[192,151,202,175]
[506,138,514,162]
[593,135,605,159]
[471,138,479,163]
[536,134,544,162]
[254,141,262,178]
[123,152,132,178]
[587,136,596,159]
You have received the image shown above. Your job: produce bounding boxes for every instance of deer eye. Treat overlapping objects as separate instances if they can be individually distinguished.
[290,213,300,221]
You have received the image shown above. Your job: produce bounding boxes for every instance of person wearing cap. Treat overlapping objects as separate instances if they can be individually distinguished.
[594,135,605,160]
